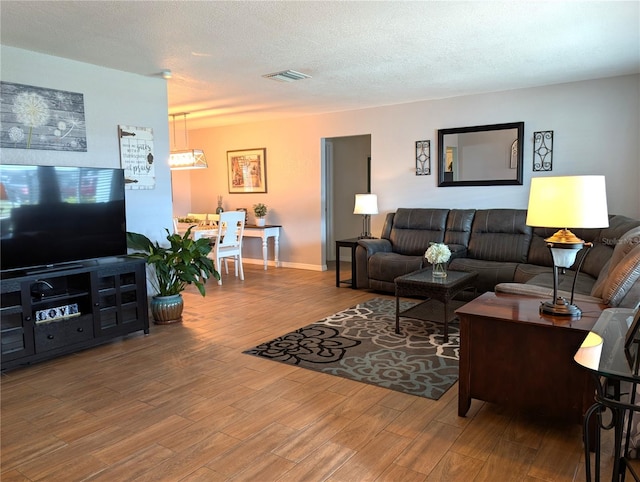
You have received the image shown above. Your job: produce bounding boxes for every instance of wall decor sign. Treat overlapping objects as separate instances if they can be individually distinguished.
[0,81,87,151]
[415,140,431,175]
[533,130,553,172]
[118,125,156,189]
[227,148,267,193]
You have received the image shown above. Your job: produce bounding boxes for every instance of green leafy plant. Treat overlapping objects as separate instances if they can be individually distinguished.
[253,203,267,218]
[127,227,219,297]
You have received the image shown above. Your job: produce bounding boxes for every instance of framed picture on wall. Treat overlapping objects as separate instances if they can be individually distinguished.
[227,148,267,193]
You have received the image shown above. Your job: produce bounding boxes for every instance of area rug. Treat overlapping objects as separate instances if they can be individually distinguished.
[243,297,459,400]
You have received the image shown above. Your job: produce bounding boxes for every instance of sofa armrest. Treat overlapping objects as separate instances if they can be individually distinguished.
[494,282,604,305]
[355,238,392,288]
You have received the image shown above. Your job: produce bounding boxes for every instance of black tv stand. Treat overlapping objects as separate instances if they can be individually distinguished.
[1,256,149,370]
[26,263,85,276]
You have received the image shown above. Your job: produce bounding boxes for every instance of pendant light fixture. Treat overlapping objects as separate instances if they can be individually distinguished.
[169,113,208,170]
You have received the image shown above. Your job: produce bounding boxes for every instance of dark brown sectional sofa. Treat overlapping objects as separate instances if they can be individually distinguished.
[354,208,640,309]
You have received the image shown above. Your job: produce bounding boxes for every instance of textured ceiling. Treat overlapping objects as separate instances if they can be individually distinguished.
[1,1,639,129]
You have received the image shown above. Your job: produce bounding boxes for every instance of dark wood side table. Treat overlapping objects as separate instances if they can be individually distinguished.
[335,238,360,289]
[456,292,603,424]
[394,268,478,341]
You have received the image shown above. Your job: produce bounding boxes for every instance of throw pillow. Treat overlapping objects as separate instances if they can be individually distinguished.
[608,226,640,271]
[602,244,640,307]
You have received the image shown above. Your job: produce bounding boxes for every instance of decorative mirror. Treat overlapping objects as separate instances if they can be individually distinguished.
[437,122,524,187]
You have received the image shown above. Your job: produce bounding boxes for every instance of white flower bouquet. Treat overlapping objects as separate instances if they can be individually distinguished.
[424,243,451,264]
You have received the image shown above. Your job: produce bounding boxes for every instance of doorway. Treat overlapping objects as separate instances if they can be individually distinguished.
[322,134,371,266]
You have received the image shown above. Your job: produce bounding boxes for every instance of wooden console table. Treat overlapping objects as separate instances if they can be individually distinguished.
[244,224,281,270]
[192,224,281,270]
[456,292,604,423]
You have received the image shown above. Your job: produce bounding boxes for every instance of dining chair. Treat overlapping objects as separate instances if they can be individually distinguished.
[210,211,245,285]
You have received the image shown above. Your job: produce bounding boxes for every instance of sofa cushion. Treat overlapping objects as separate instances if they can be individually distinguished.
[389,208,449,256]
[467,209,532,263]
[368,252,423,284]
[444,209,475,248]
[449,258,519,293]
[495,282,603,304]
[525,271,597,297]
[514,263,552,284]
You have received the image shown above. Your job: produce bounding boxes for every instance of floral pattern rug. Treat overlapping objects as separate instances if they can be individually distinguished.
[243,297,459,400]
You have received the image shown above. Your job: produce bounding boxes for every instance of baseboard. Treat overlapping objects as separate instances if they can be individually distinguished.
[242,258,327,271]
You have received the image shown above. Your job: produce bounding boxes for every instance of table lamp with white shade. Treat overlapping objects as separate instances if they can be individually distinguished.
[526,175,609,318]
[353,193,378,239]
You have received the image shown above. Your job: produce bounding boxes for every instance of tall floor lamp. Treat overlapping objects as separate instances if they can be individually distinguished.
[526,175,609,318]
[353,194,378,239]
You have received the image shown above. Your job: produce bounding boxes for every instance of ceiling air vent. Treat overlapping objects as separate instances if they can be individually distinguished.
[262,70,311,82]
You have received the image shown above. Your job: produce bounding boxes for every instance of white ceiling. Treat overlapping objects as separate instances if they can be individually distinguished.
[1,1,639,129]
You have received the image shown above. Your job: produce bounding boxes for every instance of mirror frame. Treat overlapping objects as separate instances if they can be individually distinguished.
[437,121,524,187]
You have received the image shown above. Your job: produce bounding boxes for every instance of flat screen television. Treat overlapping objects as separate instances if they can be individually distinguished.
[0,164,127,274]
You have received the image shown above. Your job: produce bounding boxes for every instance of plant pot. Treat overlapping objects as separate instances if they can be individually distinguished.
[150,294,184,324]
[255,218,266,227]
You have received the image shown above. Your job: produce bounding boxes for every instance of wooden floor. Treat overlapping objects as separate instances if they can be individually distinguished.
[1,263,618,481]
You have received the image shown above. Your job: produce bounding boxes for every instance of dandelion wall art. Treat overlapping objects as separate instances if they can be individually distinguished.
[0,81,87,151]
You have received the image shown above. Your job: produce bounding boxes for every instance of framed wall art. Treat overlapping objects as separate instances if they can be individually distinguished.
[0,81,87,151]
[227,148,267,193]
[118,125,155,189]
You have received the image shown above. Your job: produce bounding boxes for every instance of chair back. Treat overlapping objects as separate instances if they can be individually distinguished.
[216,211,245,248]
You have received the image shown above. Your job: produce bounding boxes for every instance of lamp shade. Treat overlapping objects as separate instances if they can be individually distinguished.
[574,332,603,370]
[353,194,378,215]
[526,175,609,229]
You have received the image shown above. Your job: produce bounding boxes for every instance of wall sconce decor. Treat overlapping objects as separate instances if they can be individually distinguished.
[533,131,553,172]
[415,140,431,175]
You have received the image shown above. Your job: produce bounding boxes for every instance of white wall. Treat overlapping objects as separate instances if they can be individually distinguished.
[0,46,173,243]
[3,45,636,271]
[177,74,640,271]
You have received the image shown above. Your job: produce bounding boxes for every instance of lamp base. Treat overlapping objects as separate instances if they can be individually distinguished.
[539,297,582,318]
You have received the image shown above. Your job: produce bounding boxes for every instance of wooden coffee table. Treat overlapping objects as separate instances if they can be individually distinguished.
[394,268,478,341]
[456,291,604,423]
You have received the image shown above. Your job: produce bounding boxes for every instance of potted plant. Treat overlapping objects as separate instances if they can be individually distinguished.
[253,203,268,226]
[127,227,220,324]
